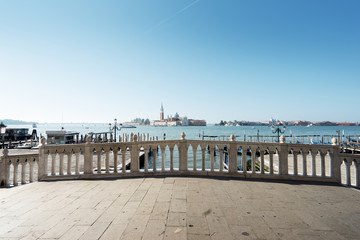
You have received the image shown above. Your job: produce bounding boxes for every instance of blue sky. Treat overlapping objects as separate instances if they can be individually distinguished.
[1,0,359,123]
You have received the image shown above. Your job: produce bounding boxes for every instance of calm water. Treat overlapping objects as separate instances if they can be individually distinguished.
[8,123,360,141]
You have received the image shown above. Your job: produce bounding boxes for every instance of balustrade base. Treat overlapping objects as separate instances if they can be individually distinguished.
[40,171,339,185]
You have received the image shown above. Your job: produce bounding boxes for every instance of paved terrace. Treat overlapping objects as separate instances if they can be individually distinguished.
[1,177,360,240]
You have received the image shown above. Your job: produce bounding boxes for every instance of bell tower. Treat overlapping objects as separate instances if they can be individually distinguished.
[160,103,164,121]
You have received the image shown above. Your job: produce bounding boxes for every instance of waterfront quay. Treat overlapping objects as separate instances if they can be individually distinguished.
[1,177,360,240]
[1,133,360,239]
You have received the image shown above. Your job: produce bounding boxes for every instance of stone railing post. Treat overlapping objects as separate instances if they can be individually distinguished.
[38,137,46,180]
[130,135,140,172]
[278,144,288,175]
[0,148,8,186]
[228,135,238,173]
[355,160,360,188]
[84,137,93,174]
[179,132,188,171]
[330,138,342,183]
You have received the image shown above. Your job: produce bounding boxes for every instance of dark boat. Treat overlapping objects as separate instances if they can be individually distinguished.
[3,128,32,141]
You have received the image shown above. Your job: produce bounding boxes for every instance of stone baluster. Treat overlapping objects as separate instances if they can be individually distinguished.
[260,150,265,174]
[344,159,352,186]
[293,151,299,176]
[113,148,118,173]
[105,149,110,174]
[302,151,307,176]
[51,152,56,176]
[21,161,26,184]
[29,159,35,183]
[193,146,197,171]
[169,146,174,171]
[251,149,256,174]
[67,152,72,175]
[228,135,238,173]
[242,147,247,173]
[75,151,80,175]
[218,147,222,172]
[269,150,274,174]
[210,146,215,172]
[121,147,127,173]
[13,160,18,186]
[96,150,102,174]
[59,152,64,176]
[153,146,157,171]
[144,147,149,172]
[311,151,317,176]
[160,145,166,171]
[201,146,206,171]
[320,152,327,177]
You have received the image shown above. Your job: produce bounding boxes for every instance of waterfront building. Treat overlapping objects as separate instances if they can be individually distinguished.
[151,104,206,126]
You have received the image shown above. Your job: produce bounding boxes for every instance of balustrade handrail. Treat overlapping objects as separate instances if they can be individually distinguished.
[1,134,360,189]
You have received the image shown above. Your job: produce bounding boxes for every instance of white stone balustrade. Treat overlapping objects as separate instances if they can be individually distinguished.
[0,148,38,187]
[1,134,360,189]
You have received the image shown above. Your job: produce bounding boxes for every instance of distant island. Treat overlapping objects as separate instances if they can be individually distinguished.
[217,119,359,127]
[0,119,38,125]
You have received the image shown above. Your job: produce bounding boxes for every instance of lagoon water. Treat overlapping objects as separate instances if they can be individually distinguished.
[6,123,360,170]
[8,123,360,141]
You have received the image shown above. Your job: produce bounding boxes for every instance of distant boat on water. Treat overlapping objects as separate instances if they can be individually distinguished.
[122,125,136,129]
[32,123,37,128]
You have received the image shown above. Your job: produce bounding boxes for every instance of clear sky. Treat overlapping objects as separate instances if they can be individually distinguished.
[1,0,359,123]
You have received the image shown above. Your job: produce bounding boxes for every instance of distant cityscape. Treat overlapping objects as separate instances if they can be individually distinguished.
[216,119,359,127]
[0,115,358,127]
[123,104,206,127]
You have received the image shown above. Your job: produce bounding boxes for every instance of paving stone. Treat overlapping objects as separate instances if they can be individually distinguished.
[120,214,150,240]
[142,219,166,240]
[206,215,231,235]
[170,198,186,213]
[164,227,187,240]
[150,201,170,220]
[188,234,211,240]
[79,221,111,240]
[99,223,127,240]
[228,225,258,240]
[167,212,187,227]
[187,216,210,235]
[59,226,90,240]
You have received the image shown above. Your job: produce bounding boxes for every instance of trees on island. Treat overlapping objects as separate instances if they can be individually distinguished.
[132,118,150,125]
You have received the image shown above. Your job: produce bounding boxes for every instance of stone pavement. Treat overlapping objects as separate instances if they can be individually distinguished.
[0,177,359,240]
